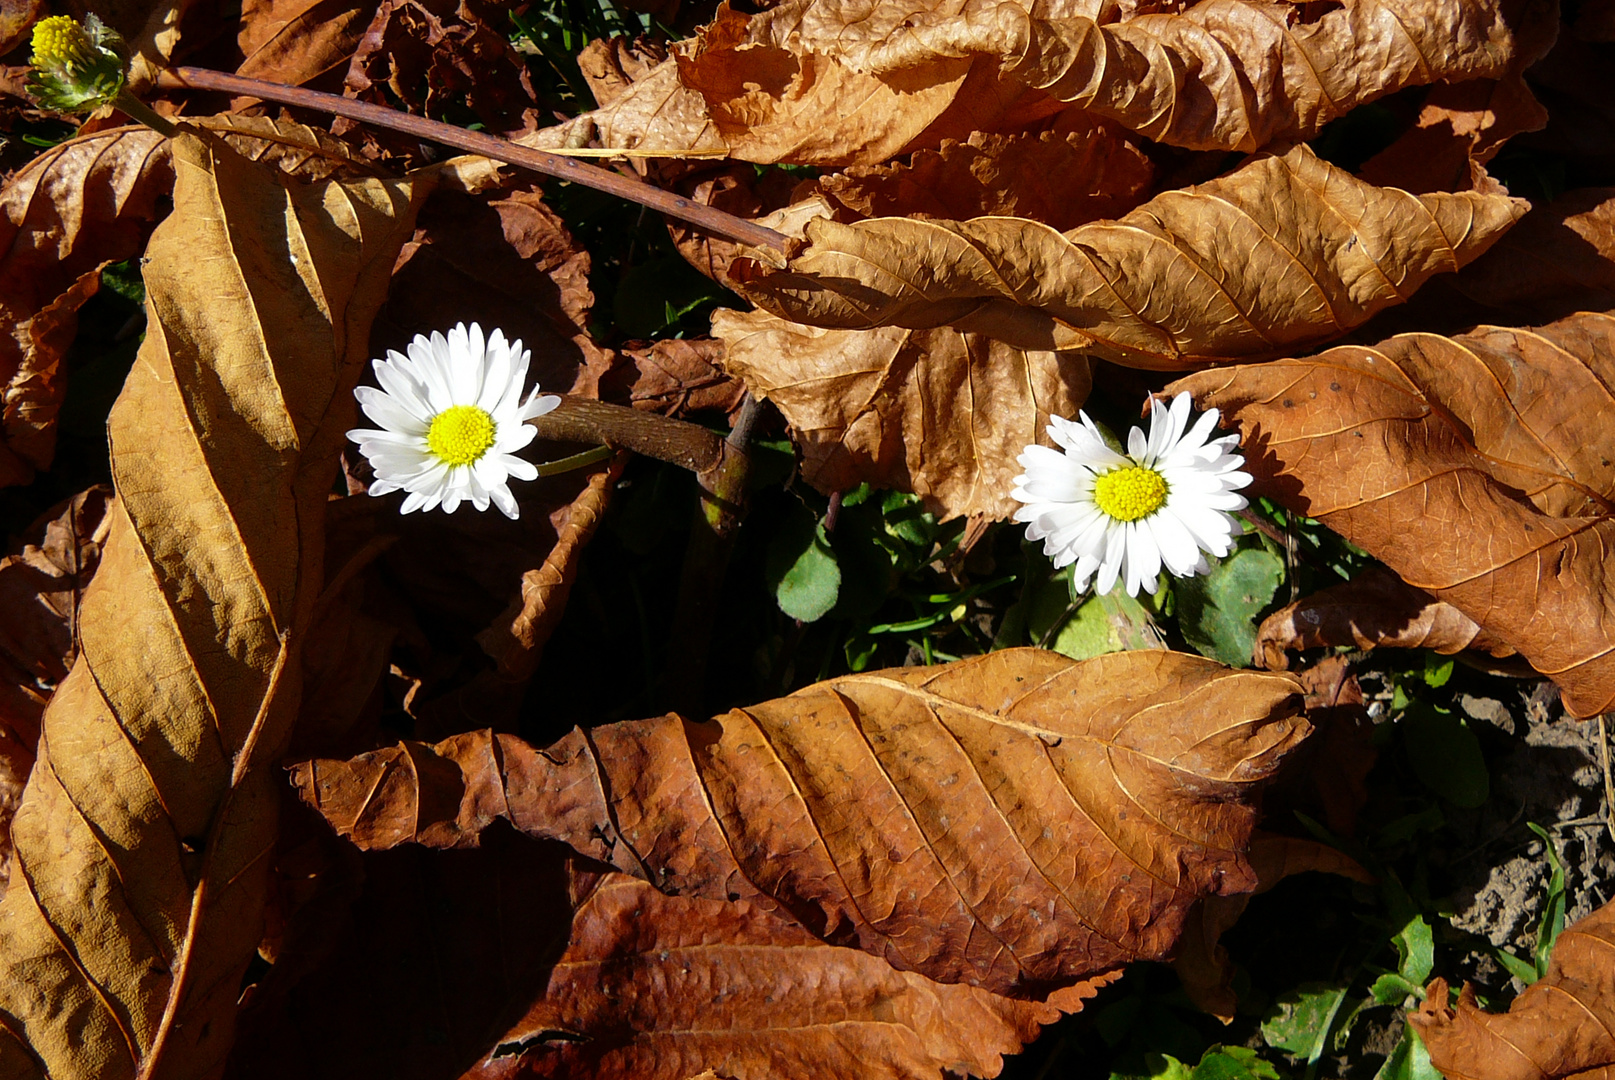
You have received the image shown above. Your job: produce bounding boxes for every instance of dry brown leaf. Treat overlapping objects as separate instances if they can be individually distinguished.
[195,113,381,182]
[732,144,1525,369]
[600,338,747,421]
[1357,76,1549,196]
[520,56,729,159]
[1171,310,1615,718]
[714,310,1092,520]
[0,126,174,487]
[1175,833,1372,1020]
[0,486,112,895]
[237,0,378,90]
[0,0,43,56]
[293,648,1308,997]
[1256,565,1518,672]
[468,871,1120,1080]
[342,0,541,138]
[0,132,423,1079]
[376,186,613,401]
[475,454,626,683]
[800,118,1153,231]
[716,0,1538,152]
[1410,899,1615,1080]
[1262,657,1378,839]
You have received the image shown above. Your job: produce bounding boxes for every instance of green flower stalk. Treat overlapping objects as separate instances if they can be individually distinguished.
[27,14,176,136]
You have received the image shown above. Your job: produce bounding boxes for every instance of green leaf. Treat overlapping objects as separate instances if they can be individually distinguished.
[612,255,725,338]
[1193,1046,1282,1080]
[1174,546,1285,667]
[1392,914,1435,985]
[1375,1028,1442,1080]
[1490,945,1540,985]
[1369,973,1423,1006]
[1401,703,1490,808]
[765,506,841,622]
[1422,654,1455,688]
[1527,821,1568,978]
[1048,588,1164,660]
[1261,983,1350,1056]
[1112,1053,1193,1080]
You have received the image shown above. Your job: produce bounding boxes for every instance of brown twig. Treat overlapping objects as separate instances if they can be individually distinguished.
[155,66,789,251]
[529,397,726,475]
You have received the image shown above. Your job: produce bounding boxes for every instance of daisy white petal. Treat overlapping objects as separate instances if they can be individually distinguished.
[1010,395,1253,597]
[348,323,557,516]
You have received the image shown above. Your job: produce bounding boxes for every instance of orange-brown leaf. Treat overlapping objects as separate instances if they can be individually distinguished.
[1171,311,1615,718]
[713,310,1092,520]
[471,872,1120,1080]
[1255,565,1518,671]
[1410,900,1615,1080]
[236,0,376,90]
[293,649,1308,997]
[732,144,1524,369]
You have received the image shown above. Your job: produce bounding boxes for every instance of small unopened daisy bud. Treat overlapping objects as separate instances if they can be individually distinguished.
[27,14,127,114]
[1011,393,1252,598]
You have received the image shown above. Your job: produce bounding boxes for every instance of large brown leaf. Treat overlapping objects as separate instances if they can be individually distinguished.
[469,871,1120,1080]
[293,649,1308,997]
[1171,311,1615,718]
[731,144,1524,369]
[696,0,1536,152]
[0,133,422,1079]
[1409,899,1615,1080]
[713,310,1092,520]
[0,127,174,487]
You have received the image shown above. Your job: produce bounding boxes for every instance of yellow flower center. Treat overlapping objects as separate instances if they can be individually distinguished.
[1093,465,1168,522]
[30,16,94,70]
[426,405,496,466]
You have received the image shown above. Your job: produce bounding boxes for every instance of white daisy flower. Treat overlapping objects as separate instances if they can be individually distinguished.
[346,322,561,519]
[1011,392,1252,598]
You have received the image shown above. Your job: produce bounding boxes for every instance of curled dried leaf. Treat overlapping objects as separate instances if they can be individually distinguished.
[1172,311,1615,718]
[293,649,1308,997]
[1410,900,1615,1080]
[733,144,1524,369]
[0,125,173,487]
[719,0,1537,151]
[714,309,1092,520]
[1256,565,1518,671]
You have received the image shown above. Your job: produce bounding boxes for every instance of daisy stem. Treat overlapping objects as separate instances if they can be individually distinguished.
[534,444,616,477]
[113,88,179,138]
[153,67,790,251]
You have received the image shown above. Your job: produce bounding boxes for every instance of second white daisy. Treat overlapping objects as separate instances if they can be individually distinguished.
[346,322,561,519]
[1010,392,1252,598]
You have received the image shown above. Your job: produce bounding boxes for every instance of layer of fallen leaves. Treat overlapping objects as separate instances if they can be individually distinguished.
[1172,310,1615,718]
[1411,899,1615,1080]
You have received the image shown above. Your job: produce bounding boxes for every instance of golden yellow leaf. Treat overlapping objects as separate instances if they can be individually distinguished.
[0,132,423,1079]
